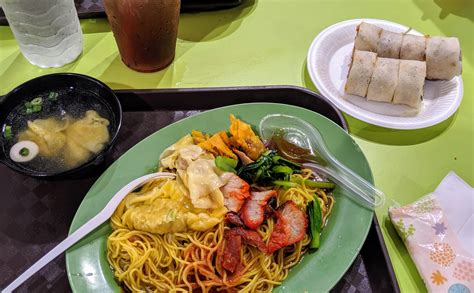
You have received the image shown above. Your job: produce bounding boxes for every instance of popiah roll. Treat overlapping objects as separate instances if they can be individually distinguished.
[377,30,403,58]
[353,22,462,81]
[354,22,381,52]
[367,58,400,103]
[345,50,377,97]
[393,60,426,109]
[400,34,426,61]
[426,36,462,80]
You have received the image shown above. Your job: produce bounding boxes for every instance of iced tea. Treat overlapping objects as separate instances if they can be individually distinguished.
[104,0,181,72]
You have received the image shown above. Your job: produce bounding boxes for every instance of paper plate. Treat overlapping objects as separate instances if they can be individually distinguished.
[307,18,463,129]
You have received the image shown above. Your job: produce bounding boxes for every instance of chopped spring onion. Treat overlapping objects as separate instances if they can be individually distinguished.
[4,125,12,140]
[307,198,323,249]
[25,97,43,114]
[215,156,238,173]
[9,140,39,163]
[48,92,59,101]
[30,97,43,106]
[19,147,30,157]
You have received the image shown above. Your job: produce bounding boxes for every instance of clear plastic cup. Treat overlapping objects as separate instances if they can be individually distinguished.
[103,0,181,72]
[0,0,83,68]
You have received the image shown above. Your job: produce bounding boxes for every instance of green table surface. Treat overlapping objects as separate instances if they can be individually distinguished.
[0,0,473,292]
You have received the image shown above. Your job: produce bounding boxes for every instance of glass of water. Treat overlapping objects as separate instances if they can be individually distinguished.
[0,0,83,68]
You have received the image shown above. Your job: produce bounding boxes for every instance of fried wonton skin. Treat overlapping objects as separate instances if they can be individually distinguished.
[229,114,265,160]
[191,130,209,144]
[197,131,237,160]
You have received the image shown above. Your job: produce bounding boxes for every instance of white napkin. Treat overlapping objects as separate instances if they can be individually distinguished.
[389,171,474,292]
[434,172,474,256]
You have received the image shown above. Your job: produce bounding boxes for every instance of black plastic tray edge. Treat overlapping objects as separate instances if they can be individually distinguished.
[114,85,349,130]
[365,216,401,293]
[0,0,243,26]
[377,216,401,293]
[113,85,399,292]
[180,0,242,12]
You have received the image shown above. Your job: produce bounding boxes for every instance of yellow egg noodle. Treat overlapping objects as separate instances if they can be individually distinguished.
[107,172,334,292]
[107,117,335,292]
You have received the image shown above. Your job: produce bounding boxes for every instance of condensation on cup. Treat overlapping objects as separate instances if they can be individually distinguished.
[1,0,83,68]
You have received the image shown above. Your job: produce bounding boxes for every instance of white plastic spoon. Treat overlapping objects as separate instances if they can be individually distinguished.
[2,172,176,293]
[259,114,385,210]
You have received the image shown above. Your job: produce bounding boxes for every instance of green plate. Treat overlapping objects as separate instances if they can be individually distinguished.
[66,103,373,292]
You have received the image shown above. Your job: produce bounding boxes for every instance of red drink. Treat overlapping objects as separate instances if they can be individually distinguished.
[103,0,181,72]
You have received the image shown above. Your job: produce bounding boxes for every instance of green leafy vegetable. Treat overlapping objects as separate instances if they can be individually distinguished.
[4,125,12,140]
[215,156,238,173]
[237,150,301,184]
[271,154,302,169]
[237,149,335,189]
[308,198,323,249]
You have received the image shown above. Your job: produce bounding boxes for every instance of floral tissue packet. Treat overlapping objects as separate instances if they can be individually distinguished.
[389,172,473,293]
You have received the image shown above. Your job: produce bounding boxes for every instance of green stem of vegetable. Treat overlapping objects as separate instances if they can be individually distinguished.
[218,156,238,168]
[255,168,263,181]
[292,178,335,189]
[215,156,238,173]
[273,180,298,188]
[272,155,301,169]
[308,198,323,249]
[310,227,320,249]
[271,165,293,175]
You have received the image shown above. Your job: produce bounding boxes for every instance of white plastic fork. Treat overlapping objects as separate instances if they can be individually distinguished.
[2,172,176,293]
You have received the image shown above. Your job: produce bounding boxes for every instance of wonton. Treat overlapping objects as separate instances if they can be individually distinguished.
[18,118,68,157]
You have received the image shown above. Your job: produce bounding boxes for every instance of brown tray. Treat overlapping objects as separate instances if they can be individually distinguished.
[0,86,399,292]
[0,0,242,25]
